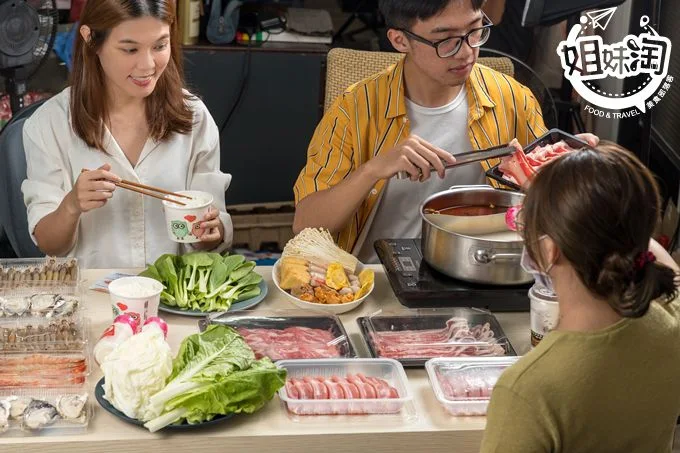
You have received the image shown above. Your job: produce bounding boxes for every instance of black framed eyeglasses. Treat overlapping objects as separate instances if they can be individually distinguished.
[400,13,493,58]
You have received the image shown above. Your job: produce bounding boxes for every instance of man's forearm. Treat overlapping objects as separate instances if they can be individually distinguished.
[293,164,379,235]
[33,192,81,256]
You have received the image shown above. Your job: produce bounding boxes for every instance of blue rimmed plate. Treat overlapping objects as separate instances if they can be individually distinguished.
[158,280,268,317]
[94,377,235,430]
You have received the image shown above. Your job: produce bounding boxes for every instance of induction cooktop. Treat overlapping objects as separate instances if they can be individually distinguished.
[375,238,530,312]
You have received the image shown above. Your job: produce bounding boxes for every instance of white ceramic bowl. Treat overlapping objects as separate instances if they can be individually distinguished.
[162,190,213,243]
[108,276,163,325]
[271,259,373,314]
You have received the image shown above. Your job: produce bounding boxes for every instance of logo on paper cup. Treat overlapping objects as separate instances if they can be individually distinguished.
[557,7,673,118]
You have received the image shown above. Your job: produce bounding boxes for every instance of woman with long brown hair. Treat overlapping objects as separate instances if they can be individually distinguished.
[481,144,680,452]
[21,0,231,268]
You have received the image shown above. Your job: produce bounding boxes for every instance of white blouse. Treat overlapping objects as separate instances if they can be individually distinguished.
[21,88,233,269]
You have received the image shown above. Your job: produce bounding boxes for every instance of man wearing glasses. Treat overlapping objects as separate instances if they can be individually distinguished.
[293,0,598,262]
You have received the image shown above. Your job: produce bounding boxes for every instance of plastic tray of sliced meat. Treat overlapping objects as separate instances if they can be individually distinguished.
[425,357,520,416]
[277,358,412,416]
[485,129,593,190]
[357,308,516,367]
[198,310,356,361]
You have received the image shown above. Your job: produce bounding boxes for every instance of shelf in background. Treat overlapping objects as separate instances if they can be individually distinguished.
[182,40,330,54]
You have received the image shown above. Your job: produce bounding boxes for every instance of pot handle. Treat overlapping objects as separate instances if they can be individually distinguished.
[473,249,522,264]
[448,184,495,191]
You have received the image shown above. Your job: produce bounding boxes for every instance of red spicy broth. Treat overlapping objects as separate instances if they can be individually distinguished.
[423,205,508,216]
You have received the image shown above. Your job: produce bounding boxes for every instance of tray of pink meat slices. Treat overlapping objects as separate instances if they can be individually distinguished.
[486,129,595,190]
[199,310,356,361]
[358,308,516,368]
[277,358,413,416]
[425,356,520,416]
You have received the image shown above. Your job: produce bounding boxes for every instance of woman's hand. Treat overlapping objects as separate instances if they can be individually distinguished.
[66,163,121,215]
[194,206,225,249]
[575,133,600,148]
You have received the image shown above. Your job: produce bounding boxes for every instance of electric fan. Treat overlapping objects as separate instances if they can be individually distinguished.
[0,0,58,115]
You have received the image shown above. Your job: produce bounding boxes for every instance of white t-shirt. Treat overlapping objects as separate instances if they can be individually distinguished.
[21,88,233,269]
[356,89,486,264]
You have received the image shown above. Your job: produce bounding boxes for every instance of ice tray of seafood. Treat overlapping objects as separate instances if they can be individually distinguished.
[0,292,80,319]
[0,352,90,388]
[0,292,87,353]
[0,258,79,290]
[0,387,90,435]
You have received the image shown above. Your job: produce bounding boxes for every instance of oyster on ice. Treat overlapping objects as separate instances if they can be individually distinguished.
[30,294,58,315]
[8,396,33,419]
[56,394,88,420]
[1,296,30,316]
[22,400,59,431]
[0,400,10,433]
[47,296,78,318]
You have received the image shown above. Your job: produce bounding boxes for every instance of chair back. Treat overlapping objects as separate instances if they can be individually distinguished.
[324,47,515,112]
[0,100,48,258]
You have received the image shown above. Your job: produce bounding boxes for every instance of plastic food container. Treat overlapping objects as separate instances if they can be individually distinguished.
[0,350,90,388]
[108,277,163,325]
[0,316,89,354]
[0,386,91,435]
[200,309,356,360]
[0,258,79,291]
[357,308,516,367]
[277,358,412,416]
[0,287,87,354]
[425,356,520,416]
[485,129,594,190]
[162,190,213,243]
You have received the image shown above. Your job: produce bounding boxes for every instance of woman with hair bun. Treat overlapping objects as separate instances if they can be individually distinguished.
[481,143,680,453]
[21,0,232,268]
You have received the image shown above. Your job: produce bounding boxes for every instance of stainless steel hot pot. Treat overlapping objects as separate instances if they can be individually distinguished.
[420,185,532,285]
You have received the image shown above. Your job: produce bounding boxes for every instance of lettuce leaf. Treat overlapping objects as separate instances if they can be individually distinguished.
[143,325,285,432]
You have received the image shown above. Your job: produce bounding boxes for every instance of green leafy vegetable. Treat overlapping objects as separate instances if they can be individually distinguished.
[140,252,262,312]
[143,325,285,432]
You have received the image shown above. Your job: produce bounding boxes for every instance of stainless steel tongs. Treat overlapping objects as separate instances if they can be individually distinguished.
[396,144,515,180]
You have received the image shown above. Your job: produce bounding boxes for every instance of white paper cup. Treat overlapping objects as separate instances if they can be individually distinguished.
[108,276,163,325]
[162,190,213,243]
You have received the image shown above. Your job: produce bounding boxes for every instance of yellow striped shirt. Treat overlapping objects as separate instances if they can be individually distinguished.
[294,57,548,252]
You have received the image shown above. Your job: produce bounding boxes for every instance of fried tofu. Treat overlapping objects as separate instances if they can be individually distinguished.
[279,258,311,290]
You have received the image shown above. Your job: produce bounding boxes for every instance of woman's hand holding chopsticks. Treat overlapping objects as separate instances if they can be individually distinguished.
[65,163,122,215]
[32,163,121,256]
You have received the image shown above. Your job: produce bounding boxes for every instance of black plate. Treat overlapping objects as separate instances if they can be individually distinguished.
[485,128,594,190]
[357,312,516,368]
[200,314,356,359]
[95,378,234,430]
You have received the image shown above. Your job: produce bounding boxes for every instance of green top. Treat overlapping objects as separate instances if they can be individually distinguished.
[480,298,680,453]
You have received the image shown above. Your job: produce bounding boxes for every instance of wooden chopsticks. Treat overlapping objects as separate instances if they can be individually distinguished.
[81,169,193,206]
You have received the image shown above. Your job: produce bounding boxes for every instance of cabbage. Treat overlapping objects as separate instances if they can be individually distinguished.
[102,325,173,420]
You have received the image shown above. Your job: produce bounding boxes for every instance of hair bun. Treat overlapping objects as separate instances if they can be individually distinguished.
[595,253,634,296]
